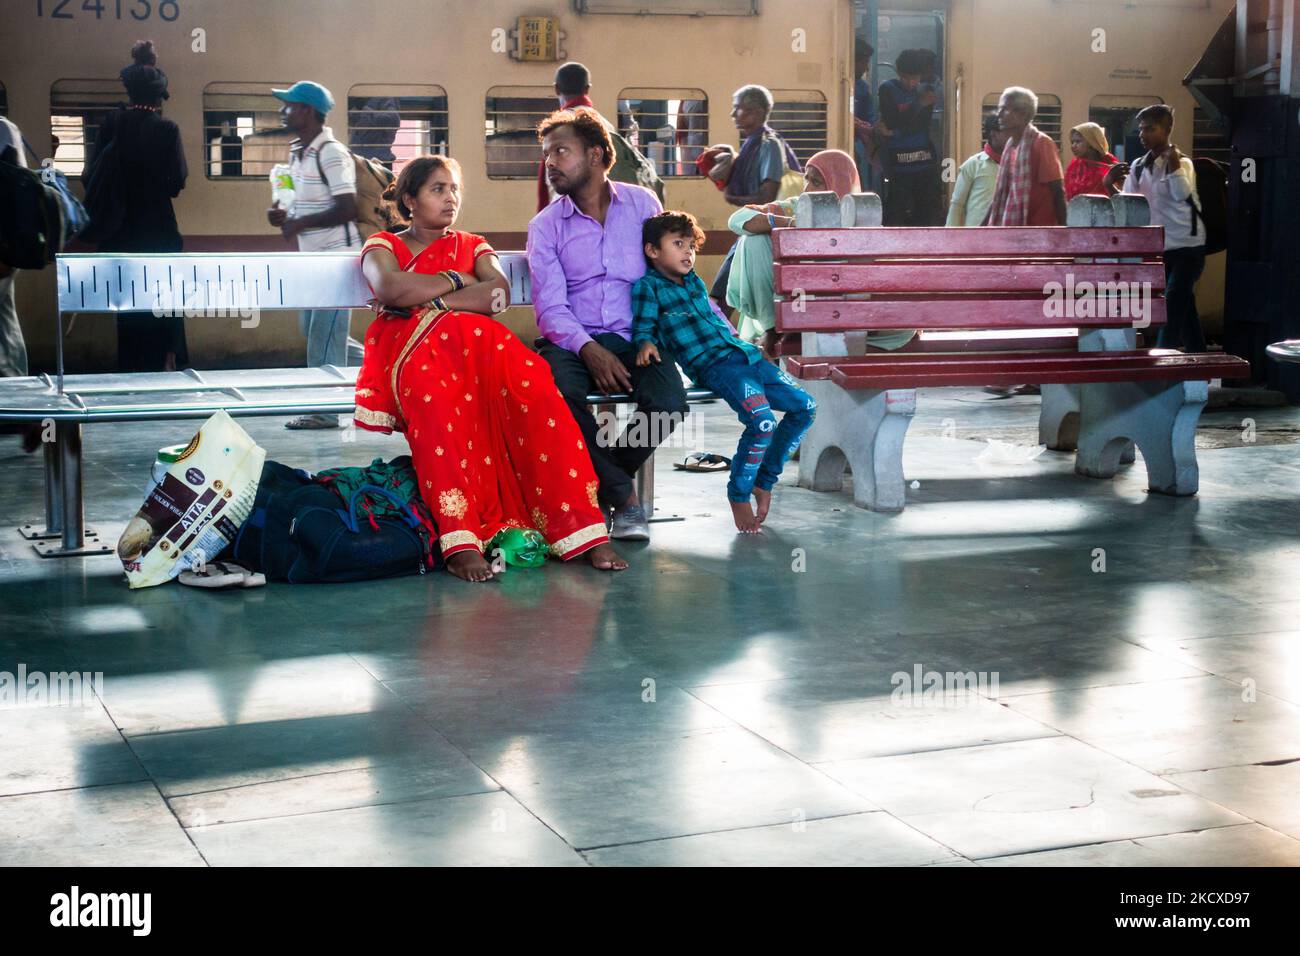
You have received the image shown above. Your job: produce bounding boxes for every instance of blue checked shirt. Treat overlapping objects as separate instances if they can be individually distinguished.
[630,268,763,379]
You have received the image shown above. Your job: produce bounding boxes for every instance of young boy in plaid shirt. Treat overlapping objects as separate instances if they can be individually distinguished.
[631,211,816,533]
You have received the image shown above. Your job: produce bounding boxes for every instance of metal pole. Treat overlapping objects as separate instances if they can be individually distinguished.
[56,306,64,395]
[44,436,63,534]
[58,421,83,552]
[636,451,655,519]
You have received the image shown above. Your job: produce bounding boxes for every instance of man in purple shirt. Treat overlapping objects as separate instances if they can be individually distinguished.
[528,108,689,541]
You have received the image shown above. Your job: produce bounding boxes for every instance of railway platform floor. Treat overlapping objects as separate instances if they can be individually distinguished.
[2,388,1300,866]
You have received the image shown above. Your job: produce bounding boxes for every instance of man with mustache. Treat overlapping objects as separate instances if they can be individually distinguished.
[527,109,688,542]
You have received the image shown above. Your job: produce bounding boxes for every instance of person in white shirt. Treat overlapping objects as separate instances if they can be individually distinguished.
[946,115,1008,227]
[1104,105,1206,352]
[265,81,359,428]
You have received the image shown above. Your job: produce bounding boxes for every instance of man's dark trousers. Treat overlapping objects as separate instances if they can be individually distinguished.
[1159,246,1207,353]
[537,332,690,510]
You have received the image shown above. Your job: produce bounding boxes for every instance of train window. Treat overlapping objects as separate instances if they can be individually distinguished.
[1089,94,1164,163]
[202,82,296,180]
[616,90,707,177]
[50,78,122,177]
[575,0,757,12]
[574,0,759,10]
[768,90,828,167]
[0,83,8,115]
[1192,107,1230,165]
[347,85,449,173]
[486,86,556,179]
[982,92,1062,146]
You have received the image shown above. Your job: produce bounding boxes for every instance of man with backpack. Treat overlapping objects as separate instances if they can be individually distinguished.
[535,62,664,213]
[1104,104,1208,352]
[266,80,361,429]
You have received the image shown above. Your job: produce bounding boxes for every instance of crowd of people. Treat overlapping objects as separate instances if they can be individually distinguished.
[0,41,1217,580]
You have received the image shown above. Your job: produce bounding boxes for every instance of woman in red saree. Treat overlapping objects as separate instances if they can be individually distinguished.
[355,155,627,582]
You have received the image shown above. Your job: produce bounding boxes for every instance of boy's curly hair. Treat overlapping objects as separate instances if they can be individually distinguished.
[536,107,615,171]
[642,211,706,262]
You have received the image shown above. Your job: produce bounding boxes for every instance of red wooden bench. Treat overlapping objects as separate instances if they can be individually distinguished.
[770,194,1250,512]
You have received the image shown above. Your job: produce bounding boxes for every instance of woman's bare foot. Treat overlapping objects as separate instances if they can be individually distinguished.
[446,550,497,582]
[730,500,762,533]
[586,542,629,571]
[753,487,772,523]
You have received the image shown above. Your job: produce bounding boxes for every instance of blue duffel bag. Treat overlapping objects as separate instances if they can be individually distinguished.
[228,460,442,584]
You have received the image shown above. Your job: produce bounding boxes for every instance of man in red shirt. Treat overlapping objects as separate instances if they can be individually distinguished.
[984,86,1066,227]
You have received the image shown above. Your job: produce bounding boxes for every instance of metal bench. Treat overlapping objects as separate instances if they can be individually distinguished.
[774,192,1251,512]
[0,251,715,557]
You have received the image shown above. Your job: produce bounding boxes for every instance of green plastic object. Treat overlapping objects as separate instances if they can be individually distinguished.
[486,527,549,569]
[157,444,189,463]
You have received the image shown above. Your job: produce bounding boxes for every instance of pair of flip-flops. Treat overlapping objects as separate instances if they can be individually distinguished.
[178,560,267,589]
[674,452,731,473]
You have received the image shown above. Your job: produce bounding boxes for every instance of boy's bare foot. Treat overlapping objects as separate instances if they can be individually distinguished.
[754,487,772,523]
[446,550,497,583]
[730,500,762,534]
[586,542,629,571]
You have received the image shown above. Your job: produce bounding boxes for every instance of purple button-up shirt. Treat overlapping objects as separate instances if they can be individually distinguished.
[526,181,664,355]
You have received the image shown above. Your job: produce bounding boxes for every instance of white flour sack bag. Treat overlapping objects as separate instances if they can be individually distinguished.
[116,410,266,589]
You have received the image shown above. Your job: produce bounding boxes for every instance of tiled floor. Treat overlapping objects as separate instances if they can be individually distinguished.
[2,389,1299,866]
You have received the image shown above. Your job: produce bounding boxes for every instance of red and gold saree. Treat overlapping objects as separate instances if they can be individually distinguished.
[354,230,609,561]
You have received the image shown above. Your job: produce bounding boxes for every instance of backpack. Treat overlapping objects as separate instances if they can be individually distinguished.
[1131,152,1227,256]
[1189,156,1228,256]
[228,458,441,584]
[0,141,89,269]
[608,129,665,203]
[314,140,396,243]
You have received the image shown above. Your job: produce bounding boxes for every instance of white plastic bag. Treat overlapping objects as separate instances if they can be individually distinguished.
[116,411,266,589]
[974,439,1047,465]
[269,163,295,212]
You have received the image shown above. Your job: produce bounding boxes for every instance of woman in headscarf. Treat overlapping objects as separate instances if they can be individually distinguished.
[82,40,189,371]
[1065,122,1119,201]
[722,149,914,356]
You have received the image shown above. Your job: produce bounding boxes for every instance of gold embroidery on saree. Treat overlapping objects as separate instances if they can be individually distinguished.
[354,405,398,430]
[549,523,608,558]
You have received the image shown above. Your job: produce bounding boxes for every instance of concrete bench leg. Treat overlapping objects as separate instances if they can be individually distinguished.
[1038,383,1137,463]
[1039,384,1080,450]
[797,379,915,512]
[1075,379,1207,495]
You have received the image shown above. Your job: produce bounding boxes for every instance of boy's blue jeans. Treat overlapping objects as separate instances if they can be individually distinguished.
[696,350,817,503]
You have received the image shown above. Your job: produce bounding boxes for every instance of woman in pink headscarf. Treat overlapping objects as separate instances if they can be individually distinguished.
[723,149,912,355]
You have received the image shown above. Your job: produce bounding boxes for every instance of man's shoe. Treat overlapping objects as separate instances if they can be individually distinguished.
[610,504,650,541]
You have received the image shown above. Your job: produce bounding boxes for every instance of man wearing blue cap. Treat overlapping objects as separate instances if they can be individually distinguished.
[266,80,360,429]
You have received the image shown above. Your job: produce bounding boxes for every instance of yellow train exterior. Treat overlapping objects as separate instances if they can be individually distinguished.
[1,0,1234,371]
